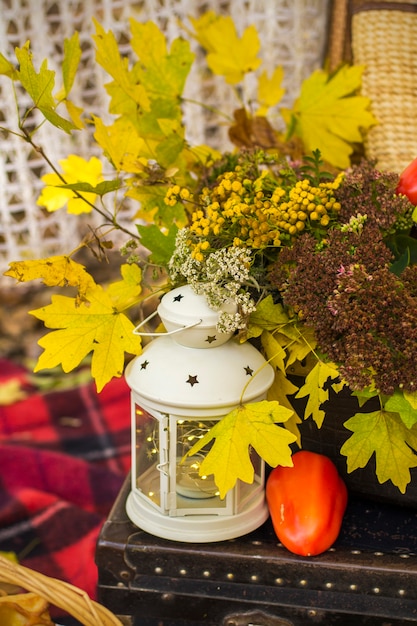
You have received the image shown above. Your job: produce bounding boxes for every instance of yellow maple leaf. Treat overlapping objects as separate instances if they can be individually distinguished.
[256,66,285,116]
[267,370,302,445]
[261,330,286,374]
[187,11,219,52]
[284,65,377,169]
[37,155,103,214]
[30,264,142,391]
[106,263,142,307]
[4,256,97,300]
[93,19,150,116]
[296,360,340,427]
[190,12,261,84]
[64,99,84,129]
[184,400,295,498]
[284,325,317,368]
[93,116,148,172]
[341,410,417,493]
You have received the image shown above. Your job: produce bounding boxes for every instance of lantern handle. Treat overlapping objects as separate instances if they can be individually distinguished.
[133,310,203,337]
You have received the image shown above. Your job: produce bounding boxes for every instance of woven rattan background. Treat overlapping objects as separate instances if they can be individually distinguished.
[0,0,330,283]
[351,2,417,173]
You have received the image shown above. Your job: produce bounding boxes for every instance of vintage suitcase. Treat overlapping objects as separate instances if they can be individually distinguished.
[96,476,417,625]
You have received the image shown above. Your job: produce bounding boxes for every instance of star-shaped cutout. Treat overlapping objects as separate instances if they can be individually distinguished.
[173,293,184,302]
[140,360,150,370]
[205,335,217,344]
[244,365,254,376]
[186,374,199,387]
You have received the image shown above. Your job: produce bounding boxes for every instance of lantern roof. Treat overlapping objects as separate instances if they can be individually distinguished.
[125,334,274,414]
[127,285,274,414]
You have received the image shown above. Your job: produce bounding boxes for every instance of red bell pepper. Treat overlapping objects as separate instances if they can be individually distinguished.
[266,450,348,557]
[396,157,417,205]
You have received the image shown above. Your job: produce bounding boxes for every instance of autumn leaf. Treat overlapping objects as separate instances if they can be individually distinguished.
[106,263,142,307]
[92,20,150,117]
[30,265,143,391]
[341,410,417,493]
[37,155,103,214]
[61,32,82,96]
[130,20,194,100]
[267,370,302,445]
[190,12,261,84]
[248,295,290,338]
[257,66,285,116]
[284,325,317,368]
[52,32,85,129]
[184,400,295,498]
[14,43,76,133]
[4,256,97,300]
[228,108,280,150]
[283,65,377,168]
[93,116,148,172]
[296,360,340,427]
[261,330,286,374]
[0,52,18,78]
[63,99,84,129]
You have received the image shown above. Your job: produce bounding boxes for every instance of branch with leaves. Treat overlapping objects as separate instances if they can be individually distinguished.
[2,12,392,495]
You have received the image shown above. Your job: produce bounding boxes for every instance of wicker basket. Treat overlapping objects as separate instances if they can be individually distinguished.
[328,0,417,173]
[0,555,123,626]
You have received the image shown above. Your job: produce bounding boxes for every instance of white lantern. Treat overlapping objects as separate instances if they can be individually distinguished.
[125,285,274,542]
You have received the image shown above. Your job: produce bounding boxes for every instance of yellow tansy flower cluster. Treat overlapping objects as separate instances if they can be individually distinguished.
[166,163,344,261]
[164,184,193,207]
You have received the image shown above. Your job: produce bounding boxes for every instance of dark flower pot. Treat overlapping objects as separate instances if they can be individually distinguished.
[292,382,417,509]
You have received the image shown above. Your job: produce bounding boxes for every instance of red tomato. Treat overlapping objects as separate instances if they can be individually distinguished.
[396,157,417,205]
[266,450,348,557]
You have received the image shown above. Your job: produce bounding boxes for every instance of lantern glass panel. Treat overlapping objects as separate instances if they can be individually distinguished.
[173,418,229,511]
[135,404,165,508]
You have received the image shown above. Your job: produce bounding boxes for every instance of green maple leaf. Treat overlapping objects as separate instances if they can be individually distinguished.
[30,265,143,391]
[384,391,417,428]
[341,410,417,493]
[135,98,183,142]
[126,184,187,227]
[15,43,76,133]
[137,223,178,266]
[296,360,340,427]
[184,400,296,498]
[61,32,81,96]
[284,65,376,169]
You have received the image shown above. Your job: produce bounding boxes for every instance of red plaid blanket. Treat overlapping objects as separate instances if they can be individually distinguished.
[0,358,131,605]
